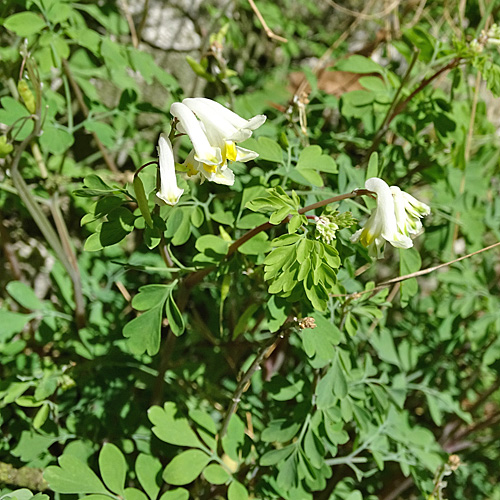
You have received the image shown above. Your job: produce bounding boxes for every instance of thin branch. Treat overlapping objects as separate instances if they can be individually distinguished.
[323,0,400,20]
[217,321,296,452]
[9,58,86,328]
[136,0,149,43]
[388,58,461,126]
[367,48,420,158]
[151,189,371,401]
[291,0,377,107]
[248,0,288,43]
[119,0,139,48]
[226,189,371,258]
[332,240,500,299]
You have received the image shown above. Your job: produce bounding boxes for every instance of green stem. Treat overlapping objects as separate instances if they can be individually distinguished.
[9,58,86,328]
[367,56,462,159]
[152,189,370,404]
[217,321,296,454]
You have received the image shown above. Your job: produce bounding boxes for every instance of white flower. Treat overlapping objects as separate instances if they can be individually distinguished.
[183,97,266,141]
[351,178,413,258]
[171,98,266,186]
[170,102,222,166]
[182,98,264,165]
[155,134,184,206]
[390,186,430,237]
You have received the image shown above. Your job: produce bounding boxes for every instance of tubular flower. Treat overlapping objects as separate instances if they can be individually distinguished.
[390,186,430,237]
[156,134,184,206]
[176,98,266,185]
[170,102,222,166]
[350,178,414,258]
[181,150,235,186]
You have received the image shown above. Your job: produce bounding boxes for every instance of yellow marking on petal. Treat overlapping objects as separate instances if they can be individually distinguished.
[203,162,217,174]
[186,162,198,176]
[225,141,237,162]
[360,229,376,247]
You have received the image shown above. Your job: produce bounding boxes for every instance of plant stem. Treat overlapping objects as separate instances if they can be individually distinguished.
[9,57,86,328]
[152,189,370,403]
[367,48,420,158]
[217,322,295,454]
[367,56,462,158]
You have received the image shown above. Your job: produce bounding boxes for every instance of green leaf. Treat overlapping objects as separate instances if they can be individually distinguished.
[188,409,216,435]
[158,489,189,500]
[124,488,148,500]
[166,207,192,246]
[133,176,153,228]
[300,312,341,367]
[334,55,384,74]
[237,232,271,255]
[276,454,297,490]
[165,294,185,336]
[190,206,204,227]
[304,427,324,469]
[0,96,33,140]
[297,145,337,173]
[261,419,300,443]
[99,443,126,495]
[240,137,283,162]
[75,174,122,197]
[0,310,32,342]
[39,125,74,154]
[3,489,38,500]
[44,454,108,494]
[162,449,210,485]
[33,403,50,429]
[233,303,259,339]
[316,365,336,410]
[3,12,46,36]
[370,329,400,367]
[84,120,116,148]
[260,445,295,466]
[148,402,202,448]
[293,168,323,187]
[228,481,249,500]
[195,235,230,256]
[366,152,378,179]
[136,454,162,500]
[6,281,44,310]
[132,285,170,311]
[202,464,230,485]
[399,247,421,307]
[221,414,245,462]
[332,353,348,399]
[123,305,162,356]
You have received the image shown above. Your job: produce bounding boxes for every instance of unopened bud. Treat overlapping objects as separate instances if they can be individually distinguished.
[315,216,339,245]
[448,454,461,471]
[18,80,36,113]
[0,136,13,158]
[299,317,316,330]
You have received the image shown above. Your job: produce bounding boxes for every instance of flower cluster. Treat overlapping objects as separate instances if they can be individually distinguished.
[315,216,339,245]
[351,177,430,258]
[155,98,266,206]
[470,23,500,53]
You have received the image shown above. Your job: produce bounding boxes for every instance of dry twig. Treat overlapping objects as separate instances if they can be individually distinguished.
[248,0,288,43]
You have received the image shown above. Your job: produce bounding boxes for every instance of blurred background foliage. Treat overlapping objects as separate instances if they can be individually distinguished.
[1,0,500,499]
